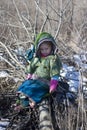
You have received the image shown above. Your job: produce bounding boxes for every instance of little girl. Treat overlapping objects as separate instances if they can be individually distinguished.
[15,32,62,109]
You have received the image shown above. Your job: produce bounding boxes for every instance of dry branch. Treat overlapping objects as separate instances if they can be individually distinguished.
[0,41,25,69]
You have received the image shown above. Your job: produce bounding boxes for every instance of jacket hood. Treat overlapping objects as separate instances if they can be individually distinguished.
[34,32,57,56]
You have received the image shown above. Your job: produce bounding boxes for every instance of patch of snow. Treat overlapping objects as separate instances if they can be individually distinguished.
[0,71,9,78]
[73,53,87,70]
[0,118,9,130]
[14,77,20,82]
[60,64,79,93]
[73,55,82,65]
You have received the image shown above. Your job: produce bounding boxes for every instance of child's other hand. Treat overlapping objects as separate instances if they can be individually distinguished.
[50,79,58,93]
[49,87,56,93]
[32,74,38,79]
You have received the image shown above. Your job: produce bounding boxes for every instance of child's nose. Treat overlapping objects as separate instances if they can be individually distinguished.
[43,50,46,52]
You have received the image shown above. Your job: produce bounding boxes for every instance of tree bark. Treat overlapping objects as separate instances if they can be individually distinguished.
[39,99,53,130]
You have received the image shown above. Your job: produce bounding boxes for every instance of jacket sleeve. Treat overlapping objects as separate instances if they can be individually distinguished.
[26,57,39,74]
[50,55,62,78]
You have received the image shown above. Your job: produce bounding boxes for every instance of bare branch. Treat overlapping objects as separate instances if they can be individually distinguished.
[12,0,30,39]
[0,41,25,69]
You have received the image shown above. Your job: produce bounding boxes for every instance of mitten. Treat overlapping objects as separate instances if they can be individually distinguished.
[50,79,58,93]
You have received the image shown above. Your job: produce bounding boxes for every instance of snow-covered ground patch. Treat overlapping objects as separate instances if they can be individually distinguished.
[0,119,9,130]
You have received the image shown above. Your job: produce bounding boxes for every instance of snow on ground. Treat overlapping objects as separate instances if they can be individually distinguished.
[60,64,80,93]
[0,119,9,130]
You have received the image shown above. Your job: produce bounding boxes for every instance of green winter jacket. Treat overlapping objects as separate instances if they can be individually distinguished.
[26,32,62,80]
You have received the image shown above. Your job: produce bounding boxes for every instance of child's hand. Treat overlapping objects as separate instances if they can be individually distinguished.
[50,86,56,93]
[26,74,32,79]
[32,74,38,79]
[50,79,58,93]
[26,74,38,80]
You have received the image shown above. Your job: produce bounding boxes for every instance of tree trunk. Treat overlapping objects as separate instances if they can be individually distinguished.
[39,99,53,130]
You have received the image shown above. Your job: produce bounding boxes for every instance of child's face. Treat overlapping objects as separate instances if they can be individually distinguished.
[39,42,52,56]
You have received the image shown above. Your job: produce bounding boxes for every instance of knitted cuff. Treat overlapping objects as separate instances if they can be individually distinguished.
[50,79,58,92]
